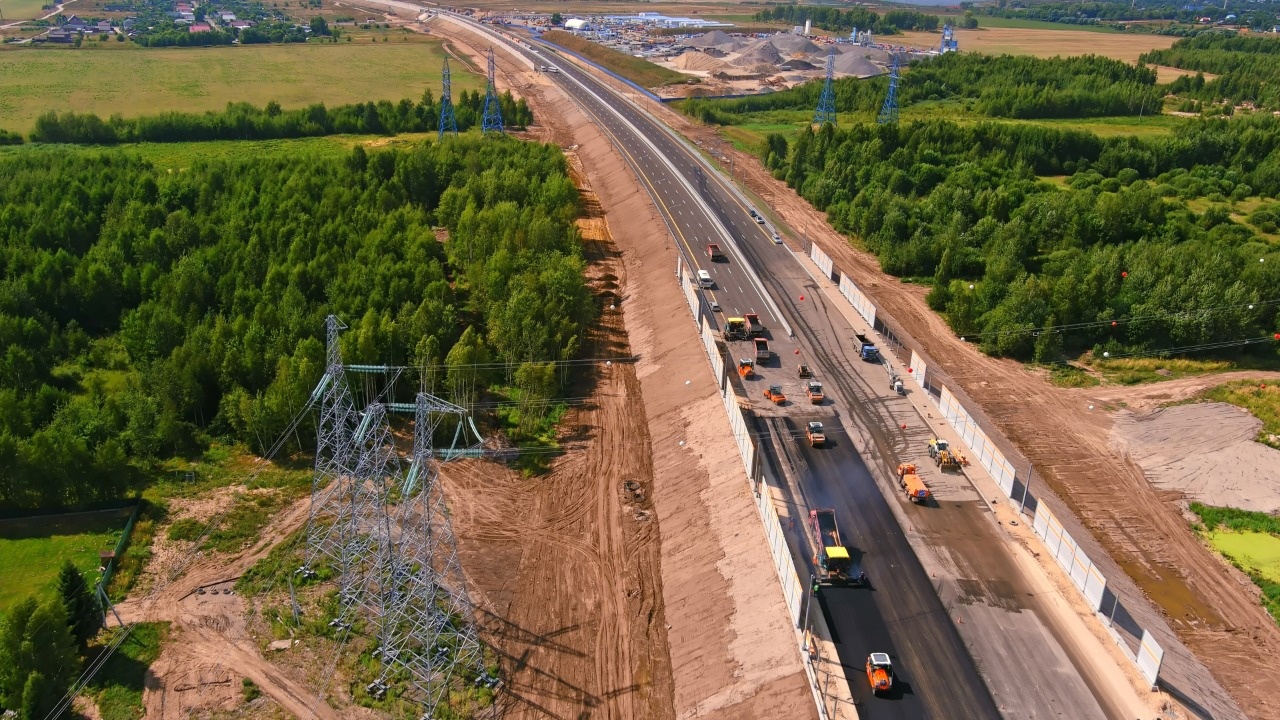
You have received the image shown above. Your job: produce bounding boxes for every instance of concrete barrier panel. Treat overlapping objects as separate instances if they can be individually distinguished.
[1137,630,1164,688]
[837,274,876,327]
[909,350,927,387]
[809,244,834,281]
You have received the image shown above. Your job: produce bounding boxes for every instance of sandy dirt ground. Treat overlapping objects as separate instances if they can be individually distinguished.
[1112,402,1280,514]
[437,160,677,718]
[628,96,1279,717]
[115,495,341,720]
[433,18,820,719]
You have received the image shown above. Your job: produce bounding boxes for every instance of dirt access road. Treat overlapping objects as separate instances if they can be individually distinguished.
[638,99,1276,717]
[432,17,818,720]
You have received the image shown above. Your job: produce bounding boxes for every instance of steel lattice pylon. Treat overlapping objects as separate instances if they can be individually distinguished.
[481,47,504,134]
[299,317,495,717]
[813,51,837,127]
[878,54,901,125]
[439,57,458,139]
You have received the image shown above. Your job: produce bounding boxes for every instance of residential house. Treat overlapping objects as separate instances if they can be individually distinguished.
[231,20,251,29]
[189,22,213,32]
[220,13,235,22]
[180,11,195,22]
[63,15,87,31]
[46,28,74,42]
[96,20,113,33]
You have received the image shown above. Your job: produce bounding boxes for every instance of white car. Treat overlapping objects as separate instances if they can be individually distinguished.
[772,231,782,244]
[697,269,714,288]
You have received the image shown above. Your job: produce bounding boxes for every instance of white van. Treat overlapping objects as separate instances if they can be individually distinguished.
[697,269,714,288]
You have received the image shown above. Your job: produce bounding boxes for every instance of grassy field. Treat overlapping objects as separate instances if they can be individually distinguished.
[0,508,131,614]
[542,29,690,88]
[948,16,1123,33]
[0,38,484,132]
[0,0,52,21]
[895,26,1175,63]
[89,622,169,720]
[0,132,438,169]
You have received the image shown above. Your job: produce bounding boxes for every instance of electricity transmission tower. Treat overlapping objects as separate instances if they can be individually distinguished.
[813,51,837,127]
[481,47,504,134]
[298,316,496,717]
[439,57,458,139]
[878,54,901,125]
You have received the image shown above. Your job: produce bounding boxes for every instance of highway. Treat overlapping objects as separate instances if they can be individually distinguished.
[439,14,1117,720]
[490,28,1002,720]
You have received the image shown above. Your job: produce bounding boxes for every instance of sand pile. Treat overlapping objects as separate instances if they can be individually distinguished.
[683,29,734,48]
[832,53,884,78]
[731,40,784,67]
[768,33,823,55]
[673,50,728,73]
[1111,402,1280,514]
[831,44,891,63]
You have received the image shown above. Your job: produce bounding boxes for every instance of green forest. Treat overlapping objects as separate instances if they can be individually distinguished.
[0,136,593,511]
[1143,32,1280,110]
[0,92,533,146]
[682,53,1162,122]
[756,116,1280,359]
[753,4,941,34]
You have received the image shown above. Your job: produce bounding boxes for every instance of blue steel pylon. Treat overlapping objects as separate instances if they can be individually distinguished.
[481,47,504,134]
[438,57,458,139]
[878,54,900,125]
[813,51,837,127]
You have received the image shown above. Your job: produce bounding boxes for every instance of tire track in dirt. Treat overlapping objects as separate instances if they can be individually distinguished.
[438,173,675,719]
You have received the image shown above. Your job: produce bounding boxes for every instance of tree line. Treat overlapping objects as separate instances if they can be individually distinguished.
[0,563,100,719]
[753,4,940,34]
[1141,32,1280,110]
[19,92,533,145]
[681,52,1161,122]
[0,136,592,511]
[756,117,1280,359]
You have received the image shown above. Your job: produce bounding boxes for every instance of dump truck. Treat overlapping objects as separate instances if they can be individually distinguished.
[810,508,866,586]
[855,333,880,362]
[745,312,764,337]
[889,373,904,395]
[737,359,754,379]
[806,421,825,447]
[897,463,931,504]
[928,438,964,471]
[764,385,786,404]
[707,243,725,261]
[866,653,893,695]
[754,337,772,363]
[723,317,748,341]
[806,381,824,403]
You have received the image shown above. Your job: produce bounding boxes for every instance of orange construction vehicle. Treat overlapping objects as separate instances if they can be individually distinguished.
[806,380,824,403]
[806,421,825,447]
[896,463,931,504]
[737,359,754,379]
[866,653,893,694]
[764,385,786,404]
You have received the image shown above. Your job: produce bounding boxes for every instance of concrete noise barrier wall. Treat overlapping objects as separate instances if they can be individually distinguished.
[837,273,876,327]
[937,387,1017,496]
[809,243,835,281]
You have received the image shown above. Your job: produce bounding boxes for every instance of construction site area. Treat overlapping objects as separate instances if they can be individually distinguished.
[50,8,1280,720]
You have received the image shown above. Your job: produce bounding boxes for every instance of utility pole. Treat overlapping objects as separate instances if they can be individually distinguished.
[1019,463,1033,514]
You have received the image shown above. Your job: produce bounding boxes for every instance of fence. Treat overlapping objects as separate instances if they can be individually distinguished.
[97,501,143,599]
[801,240,1165,689]
[675,256,830,718]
